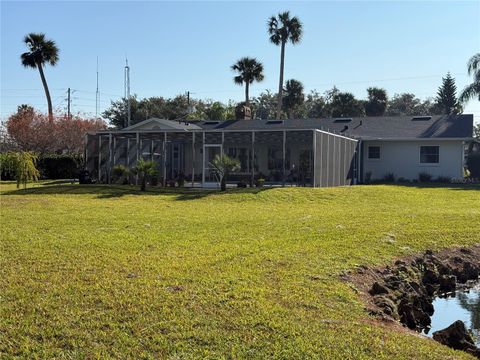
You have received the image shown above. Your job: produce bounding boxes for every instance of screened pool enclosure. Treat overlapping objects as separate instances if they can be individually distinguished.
[85,127,359,188]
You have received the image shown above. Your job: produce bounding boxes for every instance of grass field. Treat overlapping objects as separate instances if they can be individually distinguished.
[1,181,479,359]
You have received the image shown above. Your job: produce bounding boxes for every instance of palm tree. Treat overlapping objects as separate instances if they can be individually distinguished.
[268,11,302,119]
[459,53,480,104]
[231,57,264,105]
[282,79,304,119]
[20,33,59,119]
[210,154,240,191]
[133,158,158,191]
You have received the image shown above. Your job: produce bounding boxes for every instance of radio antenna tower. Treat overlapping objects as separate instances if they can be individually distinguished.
[95,57,100,119]
[124,58,131,128]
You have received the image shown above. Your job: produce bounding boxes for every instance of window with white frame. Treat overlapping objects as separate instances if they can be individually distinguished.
[368,146,381,159]
[420,146,439,164]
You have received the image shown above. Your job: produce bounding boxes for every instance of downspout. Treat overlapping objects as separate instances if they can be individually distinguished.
[358,140,363,184]
[84,134,88,171]
[192,132,195,187]
[312,130,316,187]
[201,132,205,187]
[163,132,167,187]
[251,131,255,187]
[98,135,102,182]
[282,130,286,187]
[108,133,112,184]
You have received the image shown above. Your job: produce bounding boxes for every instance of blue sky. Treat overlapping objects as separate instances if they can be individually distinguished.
[1,1,479,123]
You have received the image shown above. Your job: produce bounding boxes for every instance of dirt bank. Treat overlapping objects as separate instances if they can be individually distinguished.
[343,245,480,357]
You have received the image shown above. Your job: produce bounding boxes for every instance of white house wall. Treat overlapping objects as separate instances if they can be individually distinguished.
[362,140,464,181]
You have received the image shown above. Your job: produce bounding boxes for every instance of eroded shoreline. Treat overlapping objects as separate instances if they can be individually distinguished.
[344,245,480,357]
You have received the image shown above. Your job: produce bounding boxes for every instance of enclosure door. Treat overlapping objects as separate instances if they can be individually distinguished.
[167,143,185,180]
[202,144,222,186]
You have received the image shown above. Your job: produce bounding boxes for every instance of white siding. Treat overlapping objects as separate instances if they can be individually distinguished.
[362,140,464,181]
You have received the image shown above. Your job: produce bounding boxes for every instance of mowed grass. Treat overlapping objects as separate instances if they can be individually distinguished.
[1,182,479,359]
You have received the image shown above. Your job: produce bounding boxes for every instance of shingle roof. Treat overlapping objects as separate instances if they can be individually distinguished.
[191,114,473,140]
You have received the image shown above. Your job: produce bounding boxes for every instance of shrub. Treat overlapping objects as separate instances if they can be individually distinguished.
[397,177,409,183]
[112,165,129,184]
[466,152,480,178]
[0,153,15,180]
[382,173,395,183]
[0,152,40,188]
[418,172,432,182]
[37,154,82,179]
[364,171,372,184]
[435,176,451,183]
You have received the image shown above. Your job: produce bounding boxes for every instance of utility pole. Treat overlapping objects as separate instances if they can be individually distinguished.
[124,58,131,128]
[67,87,71,119]
[95,57,100,119]
[186,91,195,115]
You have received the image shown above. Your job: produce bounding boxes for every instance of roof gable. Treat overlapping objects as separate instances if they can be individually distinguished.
[122,118,201,131]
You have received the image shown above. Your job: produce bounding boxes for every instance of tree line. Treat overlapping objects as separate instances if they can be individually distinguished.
[101,77,465,128]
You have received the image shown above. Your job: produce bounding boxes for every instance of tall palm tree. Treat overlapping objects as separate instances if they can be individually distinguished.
[21,33,59,119]
[459,53,480,104]
[268,11,302,119]
[231,57,264,105]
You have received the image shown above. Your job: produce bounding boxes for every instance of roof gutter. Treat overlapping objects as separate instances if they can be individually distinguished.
[361,137,473,142]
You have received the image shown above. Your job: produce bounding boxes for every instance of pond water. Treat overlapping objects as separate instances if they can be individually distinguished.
[424,282,480,346]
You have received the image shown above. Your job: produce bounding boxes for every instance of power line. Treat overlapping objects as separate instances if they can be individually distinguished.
[2,72,470,97]
[1,88,66,91]
[2,88,123,98]
[189,73,470,95]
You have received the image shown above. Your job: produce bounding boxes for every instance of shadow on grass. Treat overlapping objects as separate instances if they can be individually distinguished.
[1,183,273,200]
[41,179,77,185]
[2,182,478,200]
[366,182,480,191]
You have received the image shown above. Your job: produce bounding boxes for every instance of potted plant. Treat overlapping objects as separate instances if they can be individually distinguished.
[256,178,265,188]
[237,180,247,188]
[177,172,185,187]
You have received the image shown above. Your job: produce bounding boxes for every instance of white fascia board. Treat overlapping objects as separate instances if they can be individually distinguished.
[362,137,472,142]
[313,128,358,142]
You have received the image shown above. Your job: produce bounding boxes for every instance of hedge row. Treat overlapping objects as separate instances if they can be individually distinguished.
[37,154,84,179]
[1,154,83,180]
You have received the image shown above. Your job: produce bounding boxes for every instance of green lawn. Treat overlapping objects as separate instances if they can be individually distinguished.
[1,182,479,359]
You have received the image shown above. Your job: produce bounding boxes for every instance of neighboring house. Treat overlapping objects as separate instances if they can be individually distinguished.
[85,114,473,187]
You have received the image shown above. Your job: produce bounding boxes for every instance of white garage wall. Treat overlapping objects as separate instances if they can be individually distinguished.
[362,140,464,181]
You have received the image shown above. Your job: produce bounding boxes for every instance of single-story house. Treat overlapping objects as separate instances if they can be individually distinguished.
[85,114,474,187]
